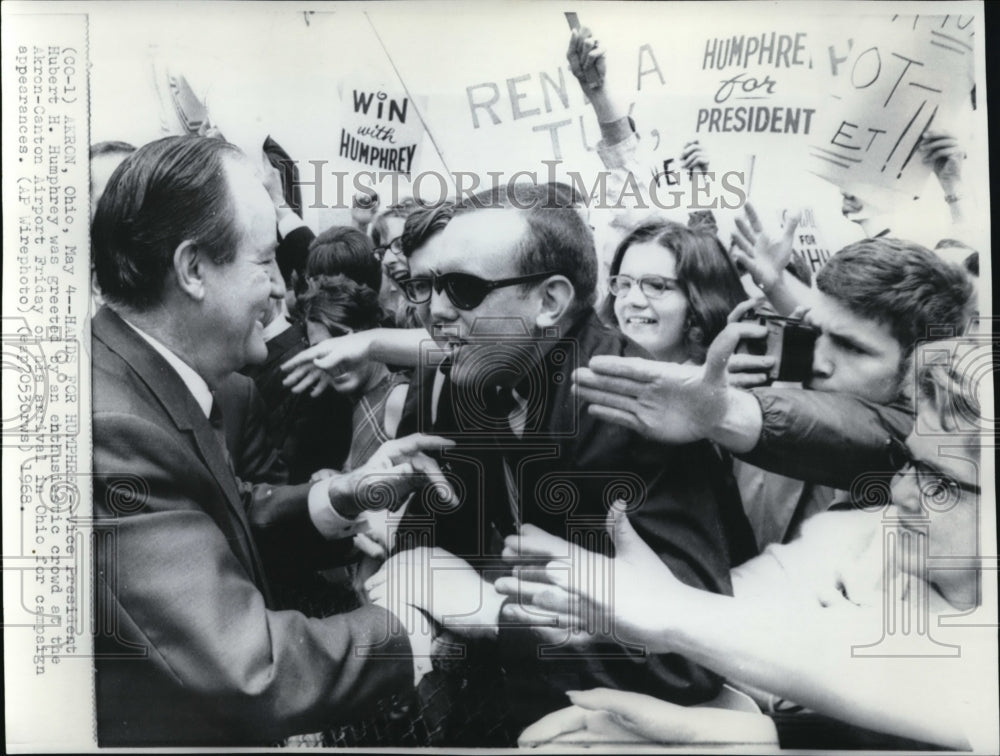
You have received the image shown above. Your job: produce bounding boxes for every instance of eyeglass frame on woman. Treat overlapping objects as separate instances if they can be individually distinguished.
[886,436,980,499]
[607,273,681,300]
[373,236,404,261]
[398,270,559,311]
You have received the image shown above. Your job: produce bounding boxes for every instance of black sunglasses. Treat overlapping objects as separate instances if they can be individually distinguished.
[399,270,558,311]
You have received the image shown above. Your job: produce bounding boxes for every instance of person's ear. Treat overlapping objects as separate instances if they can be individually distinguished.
[174,240,207,301]
[535,275,575,330]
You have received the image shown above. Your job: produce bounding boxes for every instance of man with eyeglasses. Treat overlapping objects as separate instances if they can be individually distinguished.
[364,184,757,740]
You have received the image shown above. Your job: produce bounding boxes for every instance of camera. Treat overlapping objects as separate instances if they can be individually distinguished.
[737,310,818,383]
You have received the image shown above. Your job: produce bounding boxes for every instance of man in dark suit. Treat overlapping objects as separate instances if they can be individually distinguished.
[90,136,451,746]
[367,187,756,737]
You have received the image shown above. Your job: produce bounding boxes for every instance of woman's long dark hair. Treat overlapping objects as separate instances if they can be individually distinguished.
[599,220,747,364]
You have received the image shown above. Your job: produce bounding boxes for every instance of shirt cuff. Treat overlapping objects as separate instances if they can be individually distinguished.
[596,130,641,171]
[307,480,361,539]
[412,643,433,686]
[392,606,435,686]
[277,210,308,239]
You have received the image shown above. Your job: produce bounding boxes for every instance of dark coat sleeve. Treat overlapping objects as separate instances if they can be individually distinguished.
[277,225,316,283]
[739,389,913,489]
[94,408,413,746]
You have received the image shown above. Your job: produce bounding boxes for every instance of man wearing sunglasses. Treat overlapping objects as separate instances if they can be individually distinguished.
[368,185,757,739]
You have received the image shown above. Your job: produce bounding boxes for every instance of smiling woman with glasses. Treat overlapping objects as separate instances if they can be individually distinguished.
[599,220,748,365]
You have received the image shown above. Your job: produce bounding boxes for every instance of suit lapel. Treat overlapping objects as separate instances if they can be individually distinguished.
[92,308,269,593]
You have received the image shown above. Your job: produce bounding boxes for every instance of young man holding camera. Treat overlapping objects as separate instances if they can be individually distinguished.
[575,236,973,547]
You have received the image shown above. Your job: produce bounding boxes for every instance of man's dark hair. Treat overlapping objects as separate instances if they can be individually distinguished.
[90,140,136,160]
[306,226,381,293]
[962,251,979,277]
[600,220,747,364]
[401,203,454,258]
[459,181,585,211]
[370,198,419,248]
[817,237,973,357]
[297,274,383,335]
[454,183,598,316]
[92,136,244,311]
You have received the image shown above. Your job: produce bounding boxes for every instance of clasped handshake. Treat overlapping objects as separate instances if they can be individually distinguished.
[363,501,679,652]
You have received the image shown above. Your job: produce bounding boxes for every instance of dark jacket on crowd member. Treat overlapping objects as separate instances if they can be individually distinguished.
[240,319,353,484]
[215,371,289,486]
[740,389,913,490]
[395,309,756,731]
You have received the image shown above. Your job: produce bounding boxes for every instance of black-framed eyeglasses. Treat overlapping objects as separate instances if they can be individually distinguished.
[399,270,558,311]
[608,274,680,299]
[373,236,404,261]
[887,436,980,498]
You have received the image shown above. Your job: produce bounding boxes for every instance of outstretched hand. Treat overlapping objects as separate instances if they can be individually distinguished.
[326,433,457,519]
[680,140,710,174]
[724,299,775,389]
[281,331,376,396]
[495,502,683,651]
[730,201,800,293]
[518,688,778,747]
[571,313,764,445]
[920,130,965,194]
[366,546,505,638]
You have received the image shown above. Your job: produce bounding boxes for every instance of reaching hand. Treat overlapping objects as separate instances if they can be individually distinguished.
[495,503,683,652]
[573,309,764,445]
[327,433,457,519]
[920,130,965,195]
[680,140,710,174]
[723,299,775,389]
[518,688,778,747]
[260,158,283,206]
[567,27,606,91]
[281,331,377,396]
[841,192,865,219]
[350,192,380,230]
[366,546,505,637]
[730,201,800,293]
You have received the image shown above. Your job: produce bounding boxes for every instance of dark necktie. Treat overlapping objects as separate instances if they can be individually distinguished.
[484,386,522,541]
[208,395,235,476]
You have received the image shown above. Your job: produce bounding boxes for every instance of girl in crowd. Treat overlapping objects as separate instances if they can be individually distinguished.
[296,275,409,471]
[599,219,748,365]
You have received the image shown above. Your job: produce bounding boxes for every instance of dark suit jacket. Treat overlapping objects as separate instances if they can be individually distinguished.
[92,307,412,746]
[396,311,756,729]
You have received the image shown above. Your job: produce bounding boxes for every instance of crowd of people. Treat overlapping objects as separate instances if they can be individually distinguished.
[88,24,990,751]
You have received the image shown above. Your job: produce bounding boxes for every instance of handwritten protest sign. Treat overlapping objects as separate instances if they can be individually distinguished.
[807,14,974,203]
[786,206,834,279]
